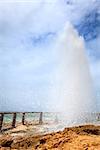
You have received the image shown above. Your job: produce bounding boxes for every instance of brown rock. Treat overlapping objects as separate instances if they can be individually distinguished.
[0,136,13,148]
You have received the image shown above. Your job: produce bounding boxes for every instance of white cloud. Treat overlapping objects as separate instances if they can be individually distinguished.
[0,0,99,111]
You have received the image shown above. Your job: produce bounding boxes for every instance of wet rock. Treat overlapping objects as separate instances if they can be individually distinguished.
[40,138,46,144]
[0,136,13,147]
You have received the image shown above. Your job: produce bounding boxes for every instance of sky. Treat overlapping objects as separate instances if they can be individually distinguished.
[0,0,100,111]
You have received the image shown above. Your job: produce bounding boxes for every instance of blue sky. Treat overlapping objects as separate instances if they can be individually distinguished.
[0,0,100,111]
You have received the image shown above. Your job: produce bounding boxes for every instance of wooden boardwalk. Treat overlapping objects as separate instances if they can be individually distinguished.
[0,112,43,131]
[0,112,100,131]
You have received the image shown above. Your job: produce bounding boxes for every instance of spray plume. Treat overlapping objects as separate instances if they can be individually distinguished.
[48,22,96,122]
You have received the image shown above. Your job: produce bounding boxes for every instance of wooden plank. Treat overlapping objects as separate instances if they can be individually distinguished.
[0,112,44,114]
[0,113,4,130]
[12,113,17,128]
[39,112,43,124]
[22,113,25,125]
[0,112,43,114]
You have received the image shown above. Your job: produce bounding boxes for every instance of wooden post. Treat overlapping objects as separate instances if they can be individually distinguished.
[55,115,58,123]
[0,113,4,131]
[98,113,100,120]
[12,113,16,128]
[39,112,43,124]
[22,113,25,125]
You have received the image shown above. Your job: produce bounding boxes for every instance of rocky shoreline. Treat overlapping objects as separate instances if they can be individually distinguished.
[0,124,100,149]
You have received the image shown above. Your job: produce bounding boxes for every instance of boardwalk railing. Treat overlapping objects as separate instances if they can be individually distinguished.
[0,112,43,131]
[0,112,100,131]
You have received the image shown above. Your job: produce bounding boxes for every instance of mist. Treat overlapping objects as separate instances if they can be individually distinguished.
[48,22,96,118]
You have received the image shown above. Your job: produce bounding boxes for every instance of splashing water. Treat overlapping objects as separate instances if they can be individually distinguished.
[49,22,96,124]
